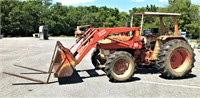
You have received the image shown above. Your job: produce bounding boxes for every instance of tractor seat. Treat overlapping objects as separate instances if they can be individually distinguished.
[99,36,132,44]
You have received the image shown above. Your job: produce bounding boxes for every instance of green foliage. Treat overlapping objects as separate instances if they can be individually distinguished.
[1,1,130,36]
[1,0,199,38]
[166,0,200,38]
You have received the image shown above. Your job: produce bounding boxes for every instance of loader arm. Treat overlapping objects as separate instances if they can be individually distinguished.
[73,27,140,63]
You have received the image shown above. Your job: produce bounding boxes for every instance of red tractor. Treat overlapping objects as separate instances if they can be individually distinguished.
[4,12,195,83]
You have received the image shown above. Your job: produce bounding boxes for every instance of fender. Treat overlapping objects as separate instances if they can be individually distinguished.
[158,35,188,43]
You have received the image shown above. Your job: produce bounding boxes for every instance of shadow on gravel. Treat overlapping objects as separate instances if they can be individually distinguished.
[12,81,58,85]
[78,69,106,79]
[58,69,83,85]
[11,67,162,85]
[63,68,141,84]
[159,73,197,80]
[10,69,105,85]
[135,67,159,74]
[58,69,106,85]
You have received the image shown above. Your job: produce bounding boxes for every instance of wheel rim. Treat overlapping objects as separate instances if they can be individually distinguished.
[113,59,129,75]
[170,48,190,70]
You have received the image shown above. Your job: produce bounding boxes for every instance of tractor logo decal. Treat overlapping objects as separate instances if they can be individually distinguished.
[98,29,106,37]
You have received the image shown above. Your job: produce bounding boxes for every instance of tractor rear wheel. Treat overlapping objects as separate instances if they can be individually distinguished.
[105,51,135,82]
[156,39,195,78]
[91,49,105,69]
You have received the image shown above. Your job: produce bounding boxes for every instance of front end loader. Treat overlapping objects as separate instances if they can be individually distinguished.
[3,27,142,83]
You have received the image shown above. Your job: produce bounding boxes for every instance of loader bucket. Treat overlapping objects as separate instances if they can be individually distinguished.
[3,41,77,84]
[51,41,77,77]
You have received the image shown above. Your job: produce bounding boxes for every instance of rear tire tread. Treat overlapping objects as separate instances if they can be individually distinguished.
[156,39,195,78]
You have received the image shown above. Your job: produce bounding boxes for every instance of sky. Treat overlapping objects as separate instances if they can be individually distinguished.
[52,0,200,12]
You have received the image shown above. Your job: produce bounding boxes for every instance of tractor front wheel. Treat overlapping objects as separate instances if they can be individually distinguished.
[105,51,135,82]
[156,39,195,78]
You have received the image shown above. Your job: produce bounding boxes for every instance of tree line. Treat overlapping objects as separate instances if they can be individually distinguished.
[1,0,199,38]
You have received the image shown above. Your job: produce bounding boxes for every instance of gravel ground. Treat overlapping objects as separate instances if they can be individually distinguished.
[0,37,200,98]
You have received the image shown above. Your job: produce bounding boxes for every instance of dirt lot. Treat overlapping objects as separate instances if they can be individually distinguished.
[0,37,200,98]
